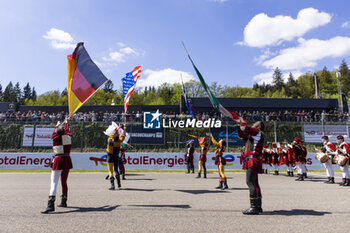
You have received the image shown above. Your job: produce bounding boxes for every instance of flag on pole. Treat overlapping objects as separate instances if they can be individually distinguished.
[182,42,240,121]
[181,80,197,117]
[67,42,108,116]
[122,66,142,115]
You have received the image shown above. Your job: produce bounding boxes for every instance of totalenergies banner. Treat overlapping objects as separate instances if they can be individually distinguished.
[1,152,323,170]
[303,124,350,143]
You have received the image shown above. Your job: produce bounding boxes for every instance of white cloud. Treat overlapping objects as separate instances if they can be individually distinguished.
[262,36,350,70]
[242,8,331,47]
[136,68,195,88]
[253,70,302,85]
[102,45,140,63]
[43,28,75,50]
[341,21,350,28]
[254,48,276,65]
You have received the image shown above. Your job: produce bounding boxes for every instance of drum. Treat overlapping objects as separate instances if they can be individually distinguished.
[334,154,349,166]
[315,153,329,163]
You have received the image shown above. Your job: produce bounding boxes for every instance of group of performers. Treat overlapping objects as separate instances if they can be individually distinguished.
[261,138,308,181]
[41,118,349,215]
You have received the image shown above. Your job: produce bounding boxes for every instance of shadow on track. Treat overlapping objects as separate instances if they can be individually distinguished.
[128,204,191,209]
[122,188,164,192]
[263,209,331,216]
[176,190,228,194]
[53,205,119,214]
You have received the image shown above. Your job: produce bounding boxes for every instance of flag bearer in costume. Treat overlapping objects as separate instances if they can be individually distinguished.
[105,122,126,190]
[293,138,305,181]
[318,136,336,184]
[336,135,350,186]
[236,119,264,215]
[185,142,195,174]
[41,119,72,214]
[197,138,208,178]
[207,133,228,189]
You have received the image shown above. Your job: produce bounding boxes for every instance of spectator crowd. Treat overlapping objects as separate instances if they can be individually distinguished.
[0,109,349,124]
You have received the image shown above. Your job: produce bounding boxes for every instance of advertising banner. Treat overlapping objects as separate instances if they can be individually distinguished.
[210,127,245,146]
[129,125,164,145]
[303,124,350,143]
[1,152,325,170]
[22,127,53,147]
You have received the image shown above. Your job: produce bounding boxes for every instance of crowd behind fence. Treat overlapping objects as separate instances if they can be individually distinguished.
[1,120,349,152]
[0,109,349,124]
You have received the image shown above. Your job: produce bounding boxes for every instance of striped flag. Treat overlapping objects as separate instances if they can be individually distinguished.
[122,66,142,115]
[182,43,240,121]
[67,42,108,116]
[181,80,197,117]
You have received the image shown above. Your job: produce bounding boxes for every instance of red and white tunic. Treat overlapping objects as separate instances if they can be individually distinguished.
[338,142,350,156]
[51,123,73,170]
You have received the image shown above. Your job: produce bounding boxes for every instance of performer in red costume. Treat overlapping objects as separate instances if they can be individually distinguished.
[236,118,264,215]
[42,118,73,214]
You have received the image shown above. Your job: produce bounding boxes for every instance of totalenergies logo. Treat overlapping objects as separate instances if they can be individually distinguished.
[211,154,235,166]
[89,155,107,166]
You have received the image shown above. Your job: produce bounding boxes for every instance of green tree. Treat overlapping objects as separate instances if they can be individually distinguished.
[23,82,32,101]
[339,59,350,97]
[31,87,37,101]
[103,80,114,93]
[14,82,22,103]
[3,82,15,102]
[0,83,3,101]
[272,67,285,91]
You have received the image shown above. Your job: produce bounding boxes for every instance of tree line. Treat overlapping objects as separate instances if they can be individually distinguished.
[0,60,349,106]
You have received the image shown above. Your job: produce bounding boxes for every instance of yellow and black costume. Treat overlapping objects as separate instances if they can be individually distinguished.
[106,129,125,190]
[211,136,228,189]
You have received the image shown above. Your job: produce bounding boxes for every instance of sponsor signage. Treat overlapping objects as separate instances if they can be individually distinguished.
[210,127,245,146]
[22,127,53,147]
[129,125,164,145]
[0,152,324,170]
[303,124,350,143]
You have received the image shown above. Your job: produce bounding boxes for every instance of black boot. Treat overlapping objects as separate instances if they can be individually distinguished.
[41,196,55,214]
[109,177,115,190]
[339,178,346,186]
[242,198,259,215]
[122,174,126,180]
[196,173,201,178]
[303,173,308,178]
[216,181,223,189]
[57,195,67,207]
[324,177,331,183]
[204,173,207,179]
[257,197,263,213]
[295,174,301,181]
[291,171,294,177]
[116,175,121,188]
[105,175,109,180]
[343,179,350,186]
[300,174,304,181]
[276,171,279,175]
[273,171,278,175]
[222,180,228,190]
[330,177,335,184]
[265,169,268,174]
[287,171,290,176]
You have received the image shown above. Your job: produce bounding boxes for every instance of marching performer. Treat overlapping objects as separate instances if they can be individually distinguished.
[185,142,195,174]
[336,135,350,186]
[272,143,280,175]
[42,118,73,214]
[318,136,336,183]
[237,119,264,215]
[262,145,271,174]
[300,141,308,178]
[207,133,228,190]
[197,138,208,178]
[119,143,130,180]
[283,141,295,177]
[105,123,126,190]
[293,138,306,181]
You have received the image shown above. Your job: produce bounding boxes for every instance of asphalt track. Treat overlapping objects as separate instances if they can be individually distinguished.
[0,171,349,233]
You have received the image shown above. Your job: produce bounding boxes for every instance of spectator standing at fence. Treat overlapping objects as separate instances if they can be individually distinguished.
[41,118,73,214]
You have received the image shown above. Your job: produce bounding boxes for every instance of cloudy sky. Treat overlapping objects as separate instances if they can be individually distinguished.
[0,0,350,94]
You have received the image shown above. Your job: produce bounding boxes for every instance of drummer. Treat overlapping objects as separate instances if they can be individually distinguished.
[336,135,350,186]
[320,136,336,184]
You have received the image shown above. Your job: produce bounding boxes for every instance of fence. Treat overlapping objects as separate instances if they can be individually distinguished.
[0,120,349,152]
